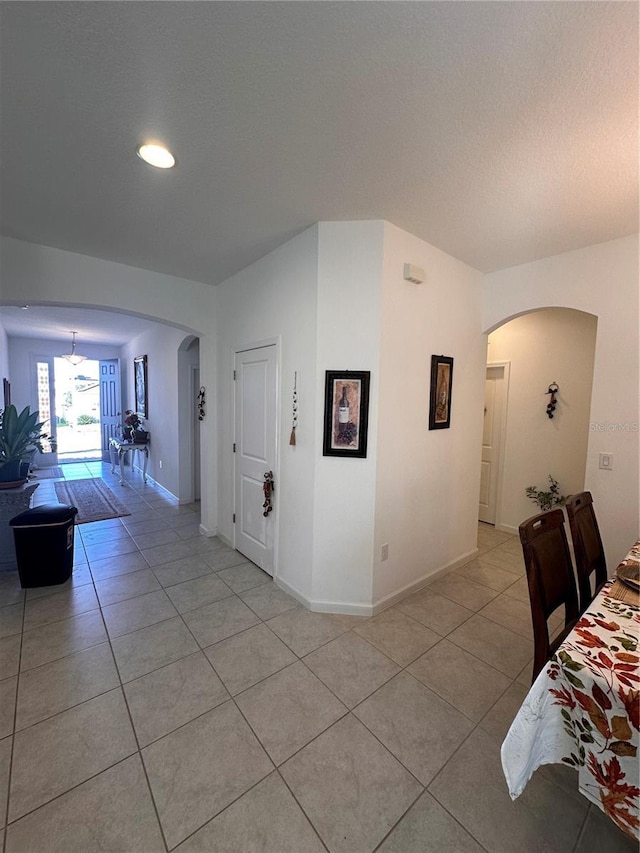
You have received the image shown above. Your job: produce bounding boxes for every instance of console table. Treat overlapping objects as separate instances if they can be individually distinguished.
[0,481,39,565]
[109,438,149,486]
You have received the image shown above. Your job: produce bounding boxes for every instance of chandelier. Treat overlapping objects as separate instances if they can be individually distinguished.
[61,331,87,366]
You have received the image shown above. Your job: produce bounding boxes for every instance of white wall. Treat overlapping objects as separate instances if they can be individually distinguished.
[215,225,319,602]
[488,309,597,531]
[121,325,195,500]
[0,237,218,533]
[373,222,486,607]
[312,222,384,611]
[484,235,639,566]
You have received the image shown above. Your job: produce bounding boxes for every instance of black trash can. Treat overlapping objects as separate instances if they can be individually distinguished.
[10,503,78,588]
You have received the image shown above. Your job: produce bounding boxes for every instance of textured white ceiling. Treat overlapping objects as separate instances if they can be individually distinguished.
[1,1,637,286]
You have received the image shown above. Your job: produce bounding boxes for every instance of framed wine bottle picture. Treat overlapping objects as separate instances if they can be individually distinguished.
[428,354,454,430]
[323,370,370,457]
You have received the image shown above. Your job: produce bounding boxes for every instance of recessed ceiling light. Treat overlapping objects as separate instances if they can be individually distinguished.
[136,143,175,169]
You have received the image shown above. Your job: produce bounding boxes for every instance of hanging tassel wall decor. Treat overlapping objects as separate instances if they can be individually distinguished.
[289,372,298,445]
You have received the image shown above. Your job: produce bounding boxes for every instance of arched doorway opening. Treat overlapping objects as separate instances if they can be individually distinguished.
[481,307,598,533]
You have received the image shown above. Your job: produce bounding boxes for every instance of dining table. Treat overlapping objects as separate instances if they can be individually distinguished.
[501,541,640,840]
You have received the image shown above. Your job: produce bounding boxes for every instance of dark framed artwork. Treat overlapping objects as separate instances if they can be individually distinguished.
[134,355,148,418]
[323,370,370,457]
[428,355,454,430]
[2,378,10,408]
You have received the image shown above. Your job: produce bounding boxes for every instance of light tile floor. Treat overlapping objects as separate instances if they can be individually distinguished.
[0,463,634,852]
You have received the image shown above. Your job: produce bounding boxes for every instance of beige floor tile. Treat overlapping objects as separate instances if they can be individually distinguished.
[354,672,473,785]
[101,589,177,638]
[0,603,23,640]
[94,568,161,607]
[573,805,637,852]
[9,688,137,821]
[124,651,229,746]
[304,631,400,708]
[378,790,484,853]
[16,642,119,731]
[216,562,272,593]
[427,573,499,611]
[22,584,99,632]
[0,676,17,739]
[354,609,439,666]
[281,714,422,853]
[142,701,273,849]
[5,755,165,853]
[121,516,169,536]
[175,772,326,853]
[175,522,203,540]
[478,550,525,575]
[235,662,347,764]
[89,551,149,581]
[79,524,130,545]
[131,528,181,550]
[111,616,199,682]
[408,639,512,721]
[183,596,260,647]
[447,614,533,678]
[238,583,299,620]
[429,728,587,853]
[20,610,108,672]
[395,590,473,637]
[141,539,196,567]
[152,555,213,588]
[0,636,20,680]
[0,736,11,829]
[164,572,233,613]
[200,549,250,572]
[186,536,233,555]
[479,593,536,638]
[204,623,296,695]
[455,559,522,592]
[478,681,530,744]
[25,567,93,600]
[0,574,25,607]
[84,537,138,563]
[267,608,365,657]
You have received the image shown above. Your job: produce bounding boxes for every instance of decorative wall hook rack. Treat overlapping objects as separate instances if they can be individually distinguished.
[197,387,206,421]
[546,382,559,419]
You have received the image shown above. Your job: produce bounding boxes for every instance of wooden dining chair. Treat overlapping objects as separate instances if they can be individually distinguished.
[519,509,580,683]
[565,491,608,612]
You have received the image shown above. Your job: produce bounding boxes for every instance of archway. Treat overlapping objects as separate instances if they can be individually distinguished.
[481,307,598,533]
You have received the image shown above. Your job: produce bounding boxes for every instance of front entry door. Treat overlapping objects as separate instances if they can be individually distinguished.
[234,345,277,575]
[100,359,121,462]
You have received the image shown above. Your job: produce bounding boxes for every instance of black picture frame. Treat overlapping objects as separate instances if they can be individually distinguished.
[323,370,370,457]
[134,355,148,418]
[428,355,454,430]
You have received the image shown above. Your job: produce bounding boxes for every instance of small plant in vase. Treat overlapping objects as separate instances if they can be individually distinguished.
[525,475,566,512]
[123,411,147,443]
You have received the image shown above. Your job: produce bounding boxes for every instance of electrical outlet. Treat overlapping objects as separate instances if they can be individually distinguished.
[159,460,163,469]
[381,543,389,561]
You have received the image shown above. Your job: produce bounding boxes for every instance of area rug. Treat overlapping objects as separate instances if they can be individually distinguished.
[32,466,64,480]
[54,478,131,524]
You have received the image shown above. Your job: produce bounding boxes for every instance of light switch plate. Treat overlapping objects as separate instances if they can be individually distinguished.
[599,452,613,470]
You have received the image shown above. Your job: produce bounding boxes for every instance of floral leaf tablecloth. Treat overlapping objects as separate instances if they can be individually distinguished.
[501,544,640,840]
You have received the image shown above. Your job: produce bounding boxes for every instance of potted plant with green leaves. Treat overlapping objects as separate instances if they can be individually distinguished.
[525,475,566,512]
[0,405,56,485]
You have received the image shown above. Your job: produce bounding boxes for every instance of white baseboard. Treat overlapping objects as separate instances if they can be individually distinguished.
[274,576,373,616]
[215,531,234,549]
[198,523,218,538]
[496,523,518,536]
[371,547,480,615]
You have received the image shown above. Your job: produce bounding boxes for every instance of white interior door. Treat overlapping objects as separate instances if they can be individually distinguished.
[99,360,121,462]
[234,345,277,575]
[479,364,507,524]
